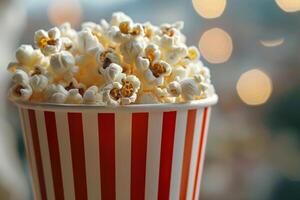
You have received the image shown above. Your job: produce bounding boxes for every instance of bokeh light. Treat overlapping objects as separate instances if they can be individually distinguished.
[48,0,82,27]
[275,0,300,12]
[260,38,285,47]
[199,28,233,64]
[192,0,227,19]
[236,69,273,106]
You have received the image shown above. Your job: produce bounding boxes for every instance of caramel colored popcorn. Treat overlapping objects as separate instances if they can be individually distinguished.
[7,12,215,106]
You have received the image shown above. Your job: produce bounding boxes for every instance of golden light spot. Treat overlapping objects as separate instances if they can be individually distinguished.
[260,38,285,47]
[275,0,300,12]
[48,0,82,27]
[199,28,233,64]
[236,69,273,106]
[192,0,227,19]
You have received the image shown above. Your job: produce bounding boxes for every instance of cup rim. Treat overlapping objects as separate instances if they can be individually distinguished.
[11,94,218,112]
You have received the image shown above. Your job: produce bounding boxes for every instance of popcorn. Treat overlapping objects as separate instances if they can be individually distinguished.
[141,60,172,85]
[187,46,200,61]
[199,66,211,83]
[120,37,145,64]
[65,89,83,104]
[136,44,161,70]
[154,87,176,103]
[163,44,187,65]
[97,48,121,69]
[136,43,172,85]
[171,66,188,81]
[83,86,103,104]
[9,83,32,101]
[99,63,124,83]
[50,92,67,103]
[167,81,182,97]
[50,51,78,81]
[9,69,33,101]
[119,75,140,104]
[159,21,186,45]
[59,23,78,42]
[77,30,103,54]
[102,75,140,106]
[30,74,48,92]
[139,92,159,104]
[180,78,202,101]
[7,45,48,73]
[81,21,113,48]
[12,70,30,86]
[142,22,157,41]
[82,22,103,40]
[30,65,47,76]
[102,82,123,106]
[64,78,86,95]
[110,12,133,27]
[109,21,144,43]
[34,27,63,55]
[7,12,215,105]
[44,84,68,103]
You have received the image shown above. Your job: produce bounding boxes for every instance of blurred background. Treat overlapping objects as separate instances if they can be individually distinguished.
[1,0,300,199]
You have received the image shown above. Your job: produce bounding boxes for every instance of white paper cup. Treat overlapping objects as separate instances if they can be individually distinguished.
[15,94,217,200]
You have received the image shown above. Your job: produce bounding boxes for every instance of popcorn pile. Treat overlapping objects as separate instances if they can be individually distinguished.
[7,12,215,106]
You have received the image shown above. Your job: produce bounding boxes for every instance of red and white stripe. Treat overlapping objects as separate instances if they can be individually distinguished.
[18,107,211,200]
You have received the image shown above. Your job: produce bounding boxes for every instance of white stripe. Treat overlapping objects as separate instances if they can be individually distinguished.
[186,108,204,200]
[82,112,101,200]
[169,110,188,200]
[115,111,132,200]
[145,112,163,200]
[21,109,41,200]
[35,110,55,200]
[195,108,211,200]
[55,112,76,200]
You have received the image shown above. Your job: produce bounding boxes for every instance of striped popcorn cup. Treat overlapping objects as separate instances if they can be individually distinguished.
[15,95,217,200]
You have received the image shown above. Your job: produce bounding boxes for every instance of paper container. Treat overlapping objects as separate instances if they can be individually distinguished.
[15,94,217,200]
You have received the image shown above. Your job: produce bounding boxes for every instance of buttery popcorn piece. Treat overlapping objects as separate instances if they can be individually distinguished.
[102,75,140,106]
[7,45,48,73]
[7,12,215,105]
[65,89,83,104]
[30,74,48,92]
[9,83,32,101]
[83,86,103,104]
[34,27,63,55]
[139,92,159,104]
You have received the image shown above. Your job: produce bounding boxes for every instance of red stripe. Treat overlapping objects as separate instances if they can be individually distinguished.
[28,109,48,200]
[44,111,65,200]
[98,113,116,200]
[180,109,197,200]
[67,113,88,200]
[157,111,177,200]
[192,108,208,200]
[21,109,35,186]
[131,113,149,200]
